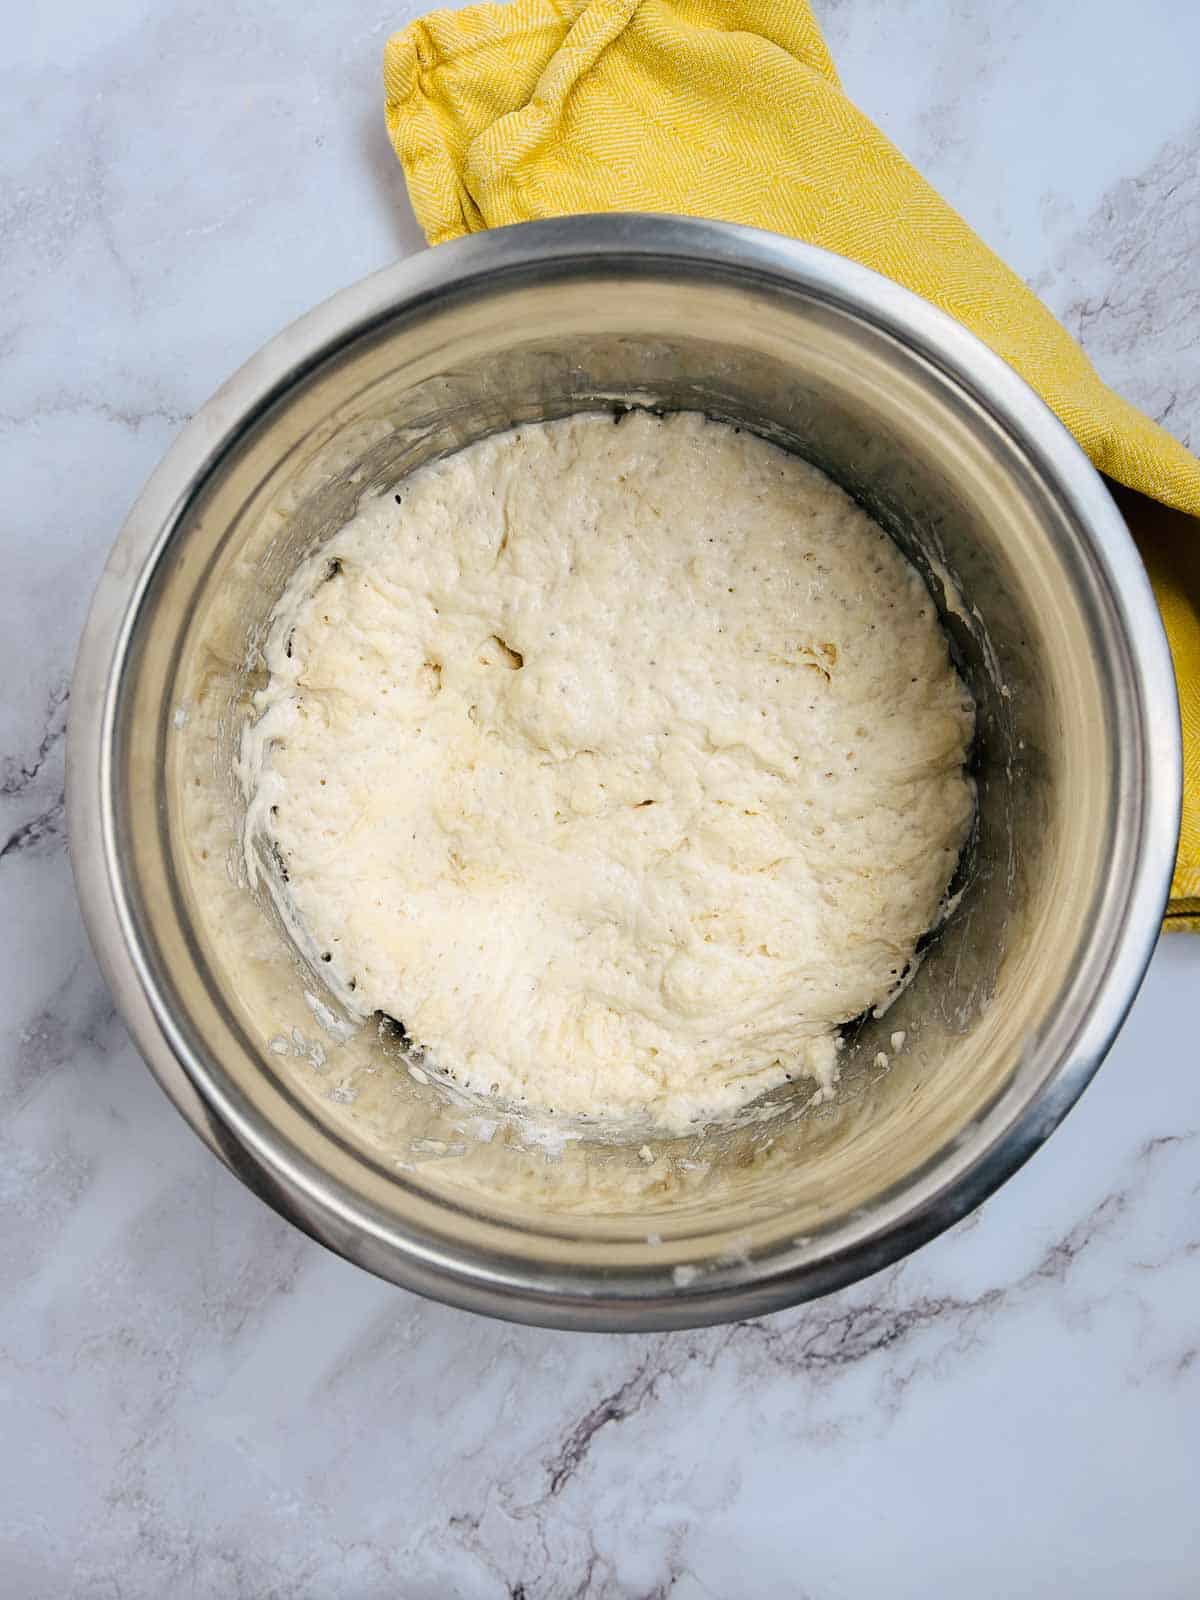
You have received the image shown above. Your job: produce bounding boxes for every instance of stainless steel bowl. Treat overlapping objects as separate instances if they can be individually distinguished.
[68,215,1181,1330]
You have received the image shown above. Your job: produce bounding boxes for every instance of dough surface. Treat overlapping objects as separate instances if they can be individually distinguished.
[241,412,974,1131]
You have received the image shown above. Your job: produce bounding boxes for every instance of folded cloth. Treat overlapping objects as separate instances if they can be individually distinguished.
[384,0,1200,926]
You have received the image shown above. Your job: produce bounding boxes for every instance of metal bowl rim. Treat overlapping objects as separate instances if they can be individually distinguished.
[67,214,1182,1330]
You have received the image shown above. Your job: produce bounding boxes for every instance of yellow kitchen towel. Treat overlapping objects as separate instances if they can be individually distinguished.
[383,0,1200,926]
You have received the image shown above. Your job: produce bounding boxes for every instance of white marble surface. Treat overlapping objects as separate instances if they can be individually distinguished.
[3,0,1199,1592]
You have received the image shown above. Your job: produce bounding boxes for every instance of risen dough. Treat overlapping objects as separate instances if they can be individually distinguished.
[241,412,974,1131]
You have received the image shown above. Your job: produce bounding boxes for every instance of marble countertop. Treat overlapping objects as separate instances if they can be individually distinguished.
[3,0,1199,1593]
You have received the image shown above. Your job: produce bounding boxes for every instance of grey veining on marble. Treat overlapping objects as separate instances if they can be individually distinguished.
[2,1,1199,1595]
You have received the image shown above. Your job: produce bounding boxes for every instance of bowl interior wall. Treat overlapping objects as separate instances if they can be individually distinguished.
[117,267,1114,1269]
